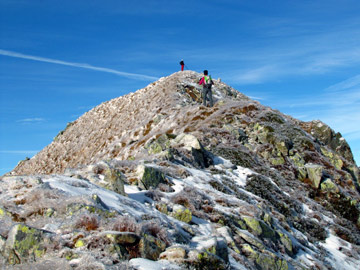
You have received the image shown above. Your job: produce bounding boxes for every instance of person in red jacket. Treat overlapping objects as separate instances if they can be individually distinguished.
[180,60,185,71]
[198,70,214,107]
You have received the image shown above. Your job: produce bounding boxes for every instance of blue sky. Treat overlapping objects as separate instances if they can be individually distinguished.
[1,0,359,175]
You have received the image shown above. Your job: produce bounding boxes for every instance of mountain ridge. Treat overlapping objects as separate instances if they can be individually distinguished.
[1,70,360,269]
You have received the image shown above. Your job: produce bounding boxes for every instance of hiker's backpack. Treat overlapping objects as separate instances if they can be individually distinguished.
[204,75,213,88]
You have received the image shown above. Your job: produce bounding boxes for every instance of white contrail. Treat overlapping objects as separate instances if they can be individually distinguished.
[0,150,38,155]
[0,49,158,81]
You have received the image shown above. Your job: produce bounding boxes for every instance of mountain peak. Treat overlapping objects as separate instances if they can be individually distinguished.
[10,71,250,175]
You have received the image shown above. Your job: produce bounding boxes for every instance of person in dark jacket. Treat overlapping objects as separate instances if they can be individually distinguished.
[180,60,185,71]
[198,70,214,107]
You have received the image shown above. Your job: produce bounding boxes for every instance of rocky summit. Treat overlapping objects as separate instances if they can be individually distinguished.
[1,71,360,270]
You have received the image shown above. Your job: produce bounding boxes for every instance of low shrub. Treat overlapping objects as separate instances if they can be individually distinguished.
[113,216,139,233]
[75,214,100,231]
[141,220,170,246]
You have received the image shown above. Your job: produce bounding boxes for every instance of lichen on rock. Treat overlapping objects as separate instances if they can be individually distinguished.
[4,224,52,264]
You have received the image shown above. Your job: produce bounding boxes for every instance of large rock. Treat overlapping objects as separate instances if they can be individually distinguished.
[242,244,288,270]
[136,164,166,190]
[191,235,228,263]
[186,236,229,270]
[242,216,276,241]
[172,133,213,168]
[103,231,141,245]
[145,134,172,155]
[159,245,187,263]
[103,164,126,196]
[88,161,127,196]
[173,133,202,151]
[4,224,52,265]
[138,234,166,260]
[304,163,323,188]
[320,178,339,193]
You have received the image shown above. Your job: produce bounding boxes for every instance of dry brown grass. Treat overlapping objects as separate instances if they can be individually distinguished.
[75,214,100,231]
[112,216,139,233]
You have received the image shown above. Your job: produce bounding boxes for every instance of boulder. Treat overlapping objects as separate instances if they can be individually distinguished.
[235,229,266,250]
[276,230,293,256]
[136,164,166,190]
[4,224,53,264]
[191,235,228,263]
[173,133,202,151]
[320,178,339,193]
[159,245,187,263]
[139,234,166,260]
[103,165,126,196]
[241,244,288,270]
[223,124,248,142]
[253,123,275,144]
[186,236,229,270]
[270,156,285,166]
[187,249,228,270]
[171,133,213,168]
[304,163,323,188]
[242,216,276,241]
[146,134,172,155]
[103,231,141,245]
[289,152,305,168]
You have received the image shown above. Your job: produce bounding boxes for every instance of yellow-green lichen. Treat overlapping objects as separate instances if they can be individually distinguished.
[9,224,46,264]
[320,179,339,193]
[243,216,262,236]
[75,239,85,248]
[172,208,192,223]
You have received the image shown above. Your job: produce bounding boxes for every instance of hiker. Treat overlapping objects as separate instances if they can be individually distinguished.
[198,70,214,107]
[180,59,185,71]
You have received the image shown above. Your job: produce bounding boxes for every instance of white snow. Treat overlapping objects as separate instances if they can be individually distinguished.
[43,176,152,219]
[231,166,253,186]
[295,249,316,268]
[320,233,359,270]
[228,254,248,270]
[213,156,234,168]
[125,185,150,204]
[302,203,313,214]
[129,258,182,270]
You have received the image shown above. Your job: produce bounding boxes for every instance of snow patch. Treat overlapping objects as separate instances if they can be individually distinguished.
[320,233,359,270]
[129,258,182,270]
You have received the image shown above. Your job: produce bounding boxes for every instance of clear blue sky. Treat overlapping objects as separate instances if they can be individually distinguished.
[1,0,359,175]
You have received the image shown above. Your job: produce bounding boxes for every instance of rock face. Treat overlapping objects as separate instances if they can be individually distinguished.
[1,71,360,269]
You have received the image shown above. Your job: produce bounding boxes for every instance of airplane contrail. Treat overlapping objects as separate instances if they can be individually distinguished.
[0,49,159,81]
